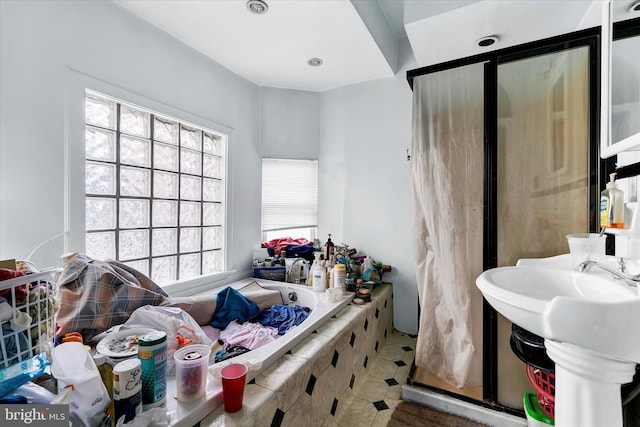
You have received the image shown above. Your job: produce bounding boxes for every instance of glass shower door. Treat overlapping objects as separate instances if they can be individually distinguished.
[496,46,591,409]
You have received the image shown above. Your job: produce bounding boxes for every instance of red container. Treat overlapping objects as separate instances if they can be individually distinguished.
[220,363,248,413]
[526,364,555,420]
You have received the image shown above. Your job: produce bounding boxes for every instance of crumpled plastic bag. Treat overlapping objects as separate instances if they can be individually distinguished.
[115,406,170,427]
[50,342,110,427]
[0,353,49,398]
[122,305,213,375]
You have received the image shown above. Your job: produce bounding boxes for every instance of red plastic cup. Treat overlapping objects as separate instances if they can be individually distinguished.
[220,363,248,413]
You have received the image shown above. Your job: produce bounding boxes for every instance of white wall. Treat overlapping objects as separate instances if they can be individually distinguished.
[258,87,320,159]
[0,1,419,334]
[0,0,261,280]
[319,39,418,334]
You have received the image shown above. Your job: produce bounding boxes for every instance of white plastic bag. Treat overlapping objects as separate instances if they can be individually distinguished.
[122,305,213,375]
[115,407,170,427]
[50,342,110,427]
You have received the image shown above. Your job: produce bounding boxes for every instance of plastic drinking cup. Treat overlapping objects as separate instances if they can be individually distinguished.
[566,233,606,270]
[174,344,211,402]
[220,363,248,413]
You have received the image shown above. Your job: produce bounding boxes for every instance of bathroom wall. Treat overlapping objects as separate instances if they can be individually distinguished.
[0,1,419,334]
[0,0,262,282]
[319,39,418,334]
[258,87,321,160]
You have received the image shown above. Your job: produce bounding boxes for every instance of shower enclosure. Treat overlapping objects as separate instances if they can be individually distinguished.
[408,29,599,410]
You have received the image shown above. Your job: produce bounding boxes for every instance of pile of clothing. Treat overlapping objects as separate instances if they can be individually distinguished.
[206,285,311,362]
[261,237,314,260]
[54,254,313,363]
[0,261,57,367]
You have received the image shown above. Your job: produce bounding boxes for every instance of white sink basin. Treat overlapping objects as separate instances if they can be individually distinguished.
[476,255,640,363]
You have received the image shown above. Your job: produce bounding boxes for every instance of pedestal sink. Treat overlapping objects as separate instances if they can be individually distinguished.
[477,254,640,427]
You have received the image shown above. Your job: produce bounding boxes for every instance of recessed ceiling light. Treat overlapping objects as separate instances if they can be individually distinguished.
[477,35,499,47]
[246,0,268,15]
[307,58,323,67]
[630,0,640,13]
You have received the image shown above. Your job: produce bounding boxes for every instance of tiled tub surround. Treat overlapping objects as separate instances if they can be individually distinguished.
[165,279,354,426]
[201,283,395,426]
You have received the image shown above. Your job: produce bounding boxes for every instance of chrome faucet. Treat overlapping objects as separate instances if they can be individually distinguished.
[288,257,309,284]
[578,258,639,287]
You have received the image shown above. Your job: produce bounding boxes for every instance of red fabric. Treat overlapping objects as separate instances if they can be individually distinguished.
[0,268,28,300]
[261,237,311,255]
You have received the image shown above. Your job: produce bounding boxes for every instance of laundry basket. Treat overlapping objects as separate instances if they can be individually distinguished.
[0,269,59,368]
[526,364,555,420]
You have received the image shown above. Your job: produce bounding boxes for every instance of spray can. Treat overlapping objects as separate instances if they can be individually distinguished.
[138,331,167,409]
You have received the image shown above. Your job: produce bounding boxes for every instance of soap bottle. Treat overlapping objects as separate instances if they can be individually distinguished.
[600,172,624,229]
[312,260,327,292]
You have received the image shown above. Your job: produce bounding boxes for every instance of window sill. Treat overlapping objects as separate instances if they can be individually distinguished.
[162,270,237,298]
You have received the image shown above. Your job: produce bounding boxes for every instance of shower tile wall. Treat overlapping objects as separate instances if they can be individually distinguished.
[201,284,398,426]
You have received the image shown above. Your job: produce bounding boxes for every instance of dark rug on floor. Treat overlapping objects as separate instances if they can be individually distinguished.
[388,401,489,427]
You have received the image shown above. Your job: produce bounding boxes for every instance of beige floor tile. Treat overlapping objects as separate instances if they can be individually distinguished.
[385,383,402,400]
[395,365,412,384]
[366,357,399,380]
[371,398,400,427]
[377,344,403,361]
[352,376,388,402]
[320,416,340,427]
[335,397,379,427]
[385,332,416,347]
[371,410,392,427]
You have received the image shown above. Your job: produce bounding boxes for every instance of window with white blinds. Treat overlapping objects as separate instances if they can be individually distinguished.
[261,158,318,241]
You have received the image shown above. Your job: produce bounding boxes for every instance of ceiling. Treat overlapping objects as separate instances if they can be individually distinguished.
[115,0,640,93]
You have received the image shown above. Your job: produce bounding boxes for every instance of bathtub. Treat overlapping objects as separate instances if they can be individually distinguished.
[165,278,353,427]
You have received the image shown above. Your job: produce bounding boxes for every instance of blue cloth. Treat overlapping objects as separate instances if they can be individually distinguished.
[1,323,30,364]
[255,304,311,335]
[210,286,260,329]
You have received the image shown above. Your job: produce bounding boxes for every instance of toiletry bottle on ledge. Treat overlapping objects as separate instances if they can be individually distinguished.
[324,234,335,260]
[312,260,326,292]
[600,172,624,229]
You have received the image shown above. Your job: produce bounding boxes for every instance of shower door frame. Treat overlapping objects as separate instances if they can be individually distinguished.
[407,27,602,413]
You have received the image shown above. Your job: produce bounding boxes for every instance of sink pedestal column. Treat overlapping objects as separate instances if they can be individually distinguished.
[545,340,636,427]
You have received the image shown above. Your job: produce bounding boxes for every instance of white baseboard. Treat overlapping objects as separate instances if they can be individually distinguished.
[402,385,528,427]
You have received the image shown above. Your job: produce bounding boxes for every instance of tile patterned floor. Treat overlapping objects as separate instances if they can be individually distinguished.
[323,332,417,427]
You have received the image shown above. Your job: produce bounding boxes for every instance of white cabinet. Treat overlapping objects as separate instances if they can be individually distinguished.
[600,0,640,158]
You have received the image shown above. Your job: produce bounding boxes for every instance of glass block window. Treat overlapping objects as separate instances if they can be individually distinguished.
[262,158,318,242]
[85,90,226,284]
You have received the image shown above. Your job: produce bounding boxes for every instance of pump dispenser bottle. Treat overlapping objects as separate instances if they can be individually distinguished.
[600,172,624,229]
[312,260,327,292]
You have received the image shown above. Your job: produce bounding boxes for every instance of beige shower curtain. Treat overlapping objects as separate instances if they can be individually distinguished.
[411,63,485,388]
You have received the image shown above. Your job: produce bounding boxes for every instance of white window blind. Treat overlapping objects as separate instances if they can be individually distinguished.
[262,159,318,233]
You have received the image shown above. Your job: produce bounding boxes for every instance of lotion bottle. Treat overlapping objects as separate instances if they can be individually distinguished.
[307,253,321,287]
[312,260,327,292]
[600,173,624,229]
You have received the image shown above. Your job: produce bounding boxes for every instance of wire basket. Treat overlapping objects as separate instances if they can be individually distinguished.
[0,269,59,369]
[253,266,286,281]
[526,364,555,420]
